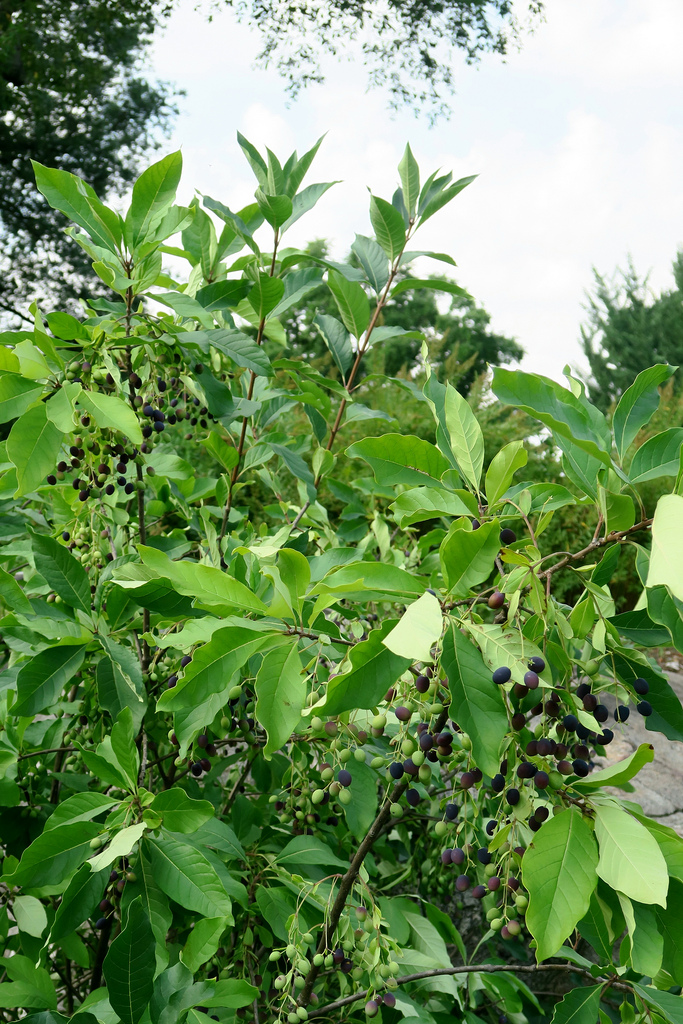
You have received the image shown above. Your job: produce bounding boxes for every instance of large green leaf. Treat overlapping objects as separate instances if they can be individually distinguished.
[369,195,406,262]
[78,391,142,444]
[485,441,528,506]
[96,639,147,731]
[382,592,443,662]
[146,835,233,917]
[6,821,100,890]
[121,850,172,974]
[136,545,268,614]
[442,621,508,777]
[181,917,230,973]
[612,647,683,742]
[613,364,676,461]
[33,161,121,252]
[549,985,603,1024]
[14,644,86,716]
[0,565,34,615]
[620,894,664,977]
[351,234,389,294]
[390,485,478,527]
[492,367,612,466]
[313,314,354,379]
[103,897,155,1024]
[30,530,91,612]
[125,151,182,249]
[149,790,214,834]
[310,561,425,602]
[157,627,286,755]
[0,372,43,423]
[398,144,420,218]
[522,808,599,961]
[647,585,683,653]
[247,273,284,320]
[187,328,272,376]
[255,642,306,759]
[593,803,668,906]
[328,270,370,338]
[321,620,411,717]
[440,519,501,596]
[630,428,683,483]
[573,743,654,791]
[255,189,292,228]
[49,865,108,942]
[443,384,484,490]
[346,433,450,487]
[647,494,683,601]
[7,403,64,495]
[654,879,683,984]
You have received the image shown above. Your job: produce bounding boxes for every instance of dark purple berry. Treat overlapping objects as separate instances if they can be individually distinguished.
[415,674,430,693]
[524,671,539,690]
[534,771,549,789]
[637,700,652,717]
[534,806,549,822]
[487,876,501,891]
[403,758,419,776]
[419,732,434,751]
[451,847,466,865]
[492,666,511,685]
[389,762,404,780]
[477,847,491,865]
[471,518,481,530]
[528,656,545,673]
[181,655,192,667]
[572,758,590,777]
[500,528,516,545]
[191,762,203,777]
[460,771,475,789]
[576,682,591,698]
[455,874,470,892]
[634,677,649,696]
[536,738,553,757]
[395,706,412,722]
[614,705,630,723]
[506,788,520,806]
[406,788,420,806]
[562,714,578,732]
[472,884,487,899]
[445,802,458,820]
[441,849,453,865]
[383,993,396,1008]
[338,769,352,787]
[582,693,598,712]
[488,591,505,609]
[95,917,108,929]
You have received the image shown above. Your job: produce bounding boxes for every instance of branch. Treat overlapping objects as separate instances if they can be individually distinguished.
[310,963,633,1017]
[543,517,653,580]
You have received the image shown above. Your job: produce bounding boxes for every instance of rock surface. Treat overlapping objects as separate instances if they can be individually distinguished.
[598,662,683,833]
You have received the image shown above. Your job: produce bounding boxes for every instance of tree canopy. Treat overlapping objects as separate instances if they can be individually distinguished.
[582,252,683,411]
[0,0,176,323]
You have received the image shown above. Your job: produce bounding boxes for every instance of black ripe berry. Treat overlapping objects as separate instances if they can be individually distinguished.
[524,670,539,690]
[338,769,352,787]
[528,656,545,673]
[576,723,590,740]
[511,713,526,730]
[197,734,208,748]
[455,874,471,892]
[572,758,590,777]
[634,677,650,696]
[500,527,517,545]
[191,762,203,777]
[477,847,491,865]
[534,806,550,822]
[181,655,192,667]
[637,700,653,717]
[562,714,578,732]
[595,728,614,745]
[536,738,553,757]
[582,693,598,711]
[471,518,481,529]
[415,674,430,693]
[534,771,550,789]
[445,802,459,820]
[95,917,108,929]
[506,788,520,806]
[62,531,70,541]
[593,704,609,723]
[403,758,419,776]
[451,847,465,865]
[472,884,487,899]
[576,682,591,699]
[614,705,630,723]
[406,788,420,806]
[389,762,404,780]
[491,773,505,793]
[486,819,497,835]
[492,666,511,685]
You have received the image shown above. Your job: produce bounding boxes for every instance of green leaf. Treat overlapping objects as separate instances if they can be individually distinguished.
[328,270,370,338]
[369,195,406,262]
[442,621,509,777]
[486,441,528,506]
[30,530,91,612]
[0,565,34,615]
[613,364,676,461]
[440,519,501,596]
[340,759,378,841]
[78,390,142,444]
[612,648,683,742]
[632,982,683,1024]
[195,280,251,312]
[311,561,425,602]
[103,897,155,1024]
[48,864,106,942]
[313,314,354,379]
[443,383,484,490]
[321,620,411,717]
[96,644,147,732]
[13,894,48,937]
[125,151,182,249]
[202,979,259,1009]
[14,644,85,716]
[255,189,292,228]
[398,144,420,217]
[630,428,683,482]
[45,792,118,831]
[6,821,100,890]
[593,803,668,906]
[157,628,286,755]
[247,274,285,320]
[276,835,348,872]
[0,372,43,423]
[549,985,603,1024]
[573,743,655,791]
[382,592,442,662]
[419,174,477,224]
[522,808,599,961]
[7,403,64,496]
[609,606,670,647]
[137,545,268,614]
[390,277,468,299]
[89,823,147,874]
[492,367,612,466]
[647,585,683,653]
[256,642,306,759]
[346,433,450,487]
[146,834,233,917]
[150,789,215,834]
[620,894,663,977]
[191,329,273,376]
[32,161,121,252]
[647,494,683,601]
[351,234,390,294]
[390,485,478,527]
[181,917,230,973]
[121,850,172,975]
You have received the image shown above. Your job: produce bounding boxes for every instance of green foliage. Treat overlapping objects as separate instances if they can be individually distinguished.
[0,134,682,1024]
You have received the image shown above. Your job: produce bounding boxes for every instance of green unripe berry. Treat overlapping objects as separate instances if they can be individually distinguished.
[89,836,103,850]
[434,821,448,838]
[389,802,403,819]
[288,1013,300,1022]
[490,917,504,931]
[268,950,281,962]
[339,748,352,763]
[418,764,431,783]
[228,684,243,700]
[354,748,366,763]
[297,1009,308,1021]
[484,862,497,877]
[548,770,564,790]
[313,954,324,967]
[310,716,323,731]
[286,944,297,959]
[486,907,502,921]
[370,756,385,769]
[321,767,334,782]
[372,714,386,729]
[515,895,528,911]
[585,659,601,676]
[507,919,522,936]
[220,717,230,729]
[325,954,334,968]
[296,958,310,974]
[388,960,400,975]
[429,702,444,716]
[338,789,352,805]
[352,966,363,981]
[460,734,472,750]
[411,750,425,766]
[302,932,314,944]
[311,789,325,805]
[401,738,415,756]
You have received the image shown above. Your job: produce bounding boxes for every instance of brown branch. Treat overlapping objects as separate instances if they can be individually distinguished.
[297,778,410,1006]
[543,517,653,580]
[310,964,633,1017]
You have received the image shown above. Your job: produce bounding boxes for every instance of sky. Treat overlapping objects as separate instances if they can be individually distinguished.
[144,0,683,382]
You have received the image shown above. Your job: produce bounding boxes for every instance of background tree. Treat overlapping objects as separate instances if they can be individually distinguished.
[213,0,545,120]
[581,251,683,411]
[0,0,177,324]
